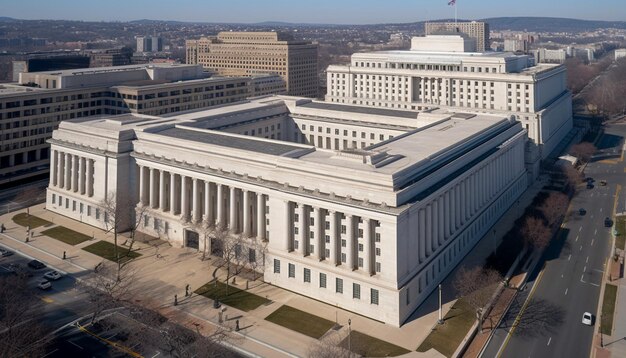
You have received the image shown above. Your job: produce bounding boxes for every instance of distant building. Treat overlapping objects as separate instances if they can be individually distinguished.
[532,48,567,64]
[137,36,163,53]
[425,21,490,52]
[89,48,133,68]
[504,39,529,53]
[616,49,626,61]
[12,55,91,81]
[0,64,285,186]
[186,32,318,98]
[326,35,574,178]
[573,48,595,62]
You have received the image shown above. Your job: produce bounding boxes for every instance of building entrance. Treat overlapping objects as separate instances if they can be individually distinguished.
[185,230,199,250]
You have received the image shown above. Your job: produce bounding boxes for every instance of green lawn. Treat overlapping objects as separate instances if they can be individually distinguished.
[601,284,618,335]
[340,330,411,357]
[417,299,475,357]
[82,241,141,263]
[41,226,92,245]
[265,305,334,339]
[615,216,625,250]
[12,213,52,229]
[195,280,270,312]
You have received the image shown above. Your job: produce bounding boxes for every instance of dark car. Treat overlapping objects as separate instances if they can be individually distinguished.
[0,248,13,257]
[27,260,46,270]
[587,182,594,189]
[7,263,33,277]
[605,217,613,227]
[579,208,586,215]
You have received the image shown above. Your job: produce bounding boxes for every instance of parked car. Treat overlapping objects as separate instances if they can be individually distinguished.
[579,208,586,215]
[587,182,594,189]
[605,217,613,227]
[7,263,32,277]
[585,177,594,183]
[37,280,52,290]
[27,260,46,270]
[43,270,62,281]
[582,312,593,326]
[600,180,607,186]
[0,248,13,257]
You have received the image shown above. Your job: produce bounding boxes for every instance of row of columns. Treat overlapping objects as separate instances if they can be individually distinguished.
[416,146,519,263]
[288,202,376,276]
[50,149,94,197]
[138,165,266,240]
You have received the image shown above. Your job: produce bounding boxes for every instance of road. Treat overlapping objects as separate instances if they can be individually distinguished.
[483,124,626,358]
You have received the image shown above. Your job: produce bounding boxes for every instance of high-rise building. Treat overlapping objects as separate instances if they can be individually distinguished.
[89,47,133,68]
[425,21,490,52]
[46,95,527,326]
[0,64,285,187]
[137,36,163,53]
[186,32,318,98]
[326,35,573,178]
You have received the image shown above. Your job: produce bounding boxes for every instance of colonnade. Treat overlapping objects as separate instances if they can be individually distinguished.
[138,165,266,240]
[49,149,94,197]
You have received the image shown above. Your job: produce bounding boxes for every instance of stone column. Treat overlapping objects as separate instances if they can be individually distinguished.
[216,184,224,228]
[72,155,79,192]
[346,214,356,270]
[328,210,338,265]
[149,168,157,208]
[297,204,306,255]
[169,172,177,214]
[363,218,372,275]
[204,181,212,225]
[78,157,85,195]
[229,187,237,233]
[418,208,426,262]
[283,200,292,251]
[57,151,64,188]
[425,204,432,255]
[160,170,167,211]
[50,150,57,187]
[313,207,323,260]
[86,159,93,197]
[181,176,189,222]
[64,153,71,191]
[257,193,265,240]
[242,190,250,237]
[192,178,201,223]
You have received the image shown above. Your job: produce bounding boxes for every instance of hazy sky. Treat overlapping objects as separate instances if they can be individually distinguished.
[3,0,625,24]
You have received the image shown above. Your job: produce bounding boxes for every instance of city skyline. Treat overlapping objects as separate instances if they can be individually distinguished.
[2,0,625,24]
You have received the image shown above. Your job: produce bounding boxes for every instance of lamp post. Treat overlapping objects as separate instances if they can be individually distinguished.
[438,284,444,325]
[348,318,352,353]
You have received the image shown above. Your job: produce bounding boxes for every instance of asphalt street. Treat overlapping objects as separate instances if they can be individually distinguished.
[482,124,625,358]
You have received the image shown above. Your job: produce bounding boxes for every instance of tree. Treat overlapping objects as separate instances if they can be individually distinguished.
[569,142,597,164]
[0,275,50,357]
[100,191,146,280]
[560,163,581,193]
[81,262,136,324]
[453,267,502,329]
[211,231,245,294]
[247,237,268,281]
[539,192,569,229]
[521,216,552,250]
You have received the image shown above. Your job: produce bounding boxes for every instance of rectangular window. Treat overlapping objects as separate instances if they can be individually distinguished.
[358,257,364,267]
[358,243,363,252]
[52,194,56,204]
[304,268,311,283]
[353,283,361,299]
[376,262,381,273]
[320,273,327,288]
[336,278,343,293]
[273,259,280,273]
[375,248,381,256]
[341,239,346,247]
[95,208,100,220]
[371,289,379,305]
[288,263,295,278]
[341,253,347,263]
[72,201,76,211]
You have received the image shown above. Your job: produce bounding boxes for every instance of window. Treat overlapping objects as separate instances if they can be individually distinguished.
[294,213,299,222]
[375,248,381,256]
[358,258,364,268]
[320,273,327,288]
[371,289,379,305]
[325,235,330,243]
[341,253,347,263]
[248,248,256,263]
[144,214,149,227]
[288,263,295,278]
[341,239,346,247]
[376,262,381,273]
[273,259,280,273]
[336,278,343,293]
[72,201,76,211]
[95,208,100,220]
[358,243,363,252]
[304,268,311,283]
[353,283,361,299]
[52,194,56,204]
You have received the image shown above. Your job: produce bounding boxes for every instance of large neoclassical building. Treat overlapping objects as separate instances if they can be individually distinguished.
[46,95,527,326]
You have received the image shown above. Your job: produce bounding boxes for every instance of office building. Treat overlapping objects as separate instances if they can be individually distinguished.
[0,64,285,186]
[89,48,133,68]
[532,48,567,64]
[186,32,318,98]
[46,95,527,326]
[326,35,573,177]
[425,21,490,52]
[137,36,163,53]
[12,55,91,81]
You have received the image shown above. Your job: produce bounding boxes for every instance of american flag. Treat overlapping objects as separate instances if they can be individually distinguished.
[448,0,456,5]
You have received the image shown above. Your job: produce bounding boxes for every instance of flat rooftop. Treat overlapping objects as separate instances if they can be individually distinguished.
[299,101,418,119]
[27,63,200,77]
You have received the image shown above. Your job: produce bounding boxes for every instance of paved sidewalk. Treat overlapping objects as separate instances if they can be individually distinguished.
[592,257,626,358]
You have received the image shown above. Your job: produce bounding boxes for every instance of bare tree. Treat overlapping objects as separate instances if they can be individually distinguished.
[539,192,569,229]
[521,216,552,250]
[247,238,268,281]
[211,231,245,294]
[560,163,581,193]
[453,266,502,328]
[100,190,146,279]
[0,275,50,357]
[569,142,597,164]
[81,262,137,324]
[192,221,218,261]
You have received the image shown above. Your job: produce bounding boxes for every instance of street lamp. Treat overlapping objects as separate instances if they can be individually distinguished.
[437,284,444,325]
[348,318,352,353]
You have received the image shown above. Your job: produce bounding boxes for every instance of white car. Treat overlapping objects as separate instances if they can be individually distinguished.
[582,312,593,325]
[37,280,52,290]
[43,270,62,281]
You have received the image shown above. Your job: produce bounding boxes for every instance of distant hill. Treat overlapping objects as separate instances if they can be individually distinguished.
[481,17,626,32]
[0,17,17,22]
